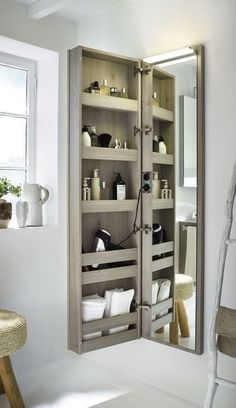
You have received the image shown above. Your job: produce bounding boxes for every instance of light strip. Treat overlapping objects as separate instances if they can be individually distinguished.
[143,47,194,64]
[157,55,196,68]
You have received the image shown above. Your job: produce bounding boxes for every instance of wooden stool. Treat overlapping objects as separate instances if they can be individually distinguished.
[0,310,27,407]
[169,274,193,345]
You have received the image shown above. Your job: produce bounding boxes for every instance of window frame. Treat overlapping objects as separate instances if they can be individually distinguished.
[0,52,37,183]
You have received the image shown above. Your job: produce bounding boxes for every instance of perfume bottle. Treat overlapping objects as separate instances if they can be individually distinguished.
[110,87,118,97]
[100,181,109,200]
[113,173,126,200]
[90,126,98,147]
[152,91,159,106]
[100,79,110,96]
[119,87,128,98]
[82,177,91,201]
[90,81,100,94]
[161,179,172,199]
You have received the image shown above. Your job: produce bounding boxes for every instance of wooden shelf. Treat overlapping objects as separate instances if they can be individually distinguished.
[152,241,174,256]
[151,312,173,331]
[82,312,138,335]
[82,199,137,213]
[152,199,174,210]
[82,146,138,162]
[152,297,173,315]
[82,92,138,113]
[82,265,137,285]
[82,328,138,353]
[82,248,138,266]
[152,105,174,122]
[152,255,174,272]
[152,152,174,165]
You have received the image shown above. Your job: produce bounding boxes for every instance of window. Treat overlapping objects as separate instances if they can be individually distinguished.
[0,52,36,186]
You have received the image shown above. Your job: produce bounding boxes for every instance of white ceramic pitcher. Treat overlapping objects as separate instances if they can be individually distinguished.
[22,183,49,226]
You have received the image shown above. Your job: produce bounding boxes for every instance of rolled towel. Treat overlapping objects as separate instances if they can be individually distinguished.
[157,279,171,303]
[152,281,159,321]
[82,294,106,340]
[156,279,171,317]
[107,289,135,334]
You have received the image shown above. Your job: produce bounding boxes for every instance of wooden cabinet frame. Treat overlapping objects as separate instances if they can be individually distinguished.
[68,45,182,354]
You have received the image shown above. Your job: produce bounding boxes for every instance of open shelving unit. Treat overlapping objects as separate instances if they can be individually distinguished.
[69,46,142,354]
[69,46,176,354]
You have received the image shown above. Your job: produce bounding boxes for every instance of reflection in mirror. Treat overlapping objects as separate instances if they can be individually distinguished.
[145,47,204,353]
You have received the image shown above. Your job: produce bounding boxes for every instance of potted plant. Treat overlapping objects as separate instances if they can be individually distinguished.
[0,178,21,228]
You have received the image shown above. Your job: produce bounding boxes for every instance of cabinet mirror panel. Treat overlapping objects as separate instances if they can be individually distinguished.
[143,46,204,354]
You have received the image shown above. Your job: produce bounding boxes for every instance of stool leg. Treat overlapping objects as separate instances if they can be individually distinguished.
[0,356,25,408]
[0,374,5,394]
[177,300,190,338]
[169,302,179,345]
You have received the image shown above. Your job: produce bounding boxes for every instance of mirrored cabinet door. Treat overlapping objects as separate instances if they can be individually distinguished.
[141,63,176,340]
[141,45,204,354]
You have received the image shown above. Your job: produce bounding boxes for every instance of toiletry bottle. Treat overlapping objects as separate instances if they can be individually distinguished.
[152,172,161,199]
[113,173,126,200]
[161,179,172,199]
[82,125,91,147]
[91,169,100,200]
[90,81,100,94]
[119,87,128,98]
[158,136,167,154]
[100,79,110,96]
[152,91,159,106]
[110,87,118,97]
[90,126,98,147]
[100,181,109,200]
[82,177,91,201]
[153,135,159,152]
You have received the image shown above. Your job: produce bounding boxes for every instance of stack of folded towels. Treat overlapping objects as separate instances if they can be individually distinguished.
[82,288,135,341]
[152,279,171,321]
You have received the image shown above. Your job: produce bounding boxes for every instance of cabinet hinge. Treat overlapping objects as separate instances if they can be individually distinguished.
[134,66,152,76]
[135,301,152,311]
[133,125,152,136]
[139,224,153,234]
[133,125,141,136]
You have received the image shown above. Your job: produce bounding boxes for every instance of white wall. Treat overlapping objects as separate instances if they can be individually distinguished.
[77,0,236,406]
[0,0,77,370]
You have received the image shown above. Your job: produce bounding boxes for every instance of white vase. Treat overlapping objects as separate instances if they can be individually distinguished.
[22,184,49,226]
[16,201,29,228]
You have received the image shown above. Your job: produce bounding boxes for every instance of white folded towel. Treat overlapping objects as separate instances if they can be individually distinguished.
[82,294,106,341]
[105,289,135,334]
[104,288,124,318]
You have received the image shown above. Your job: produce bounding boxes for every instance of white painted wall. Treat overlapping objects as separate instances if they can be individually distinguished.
[77,0,236,406]
[0,0,77,370]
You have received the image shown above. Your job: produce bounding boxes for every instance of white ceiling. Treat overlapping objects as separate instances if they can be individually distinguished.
[16,0,136,22]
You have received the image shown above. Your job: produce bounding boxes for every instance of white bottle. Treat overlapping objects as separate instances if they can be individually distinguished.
[152,172,161,199]
[82,125,91,147]
[158,136,167,154]
[91,169,100,200]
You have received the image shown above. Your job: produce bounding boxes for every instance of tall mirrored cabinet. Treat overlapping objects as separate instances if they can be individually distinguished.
[69,45,204,355]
